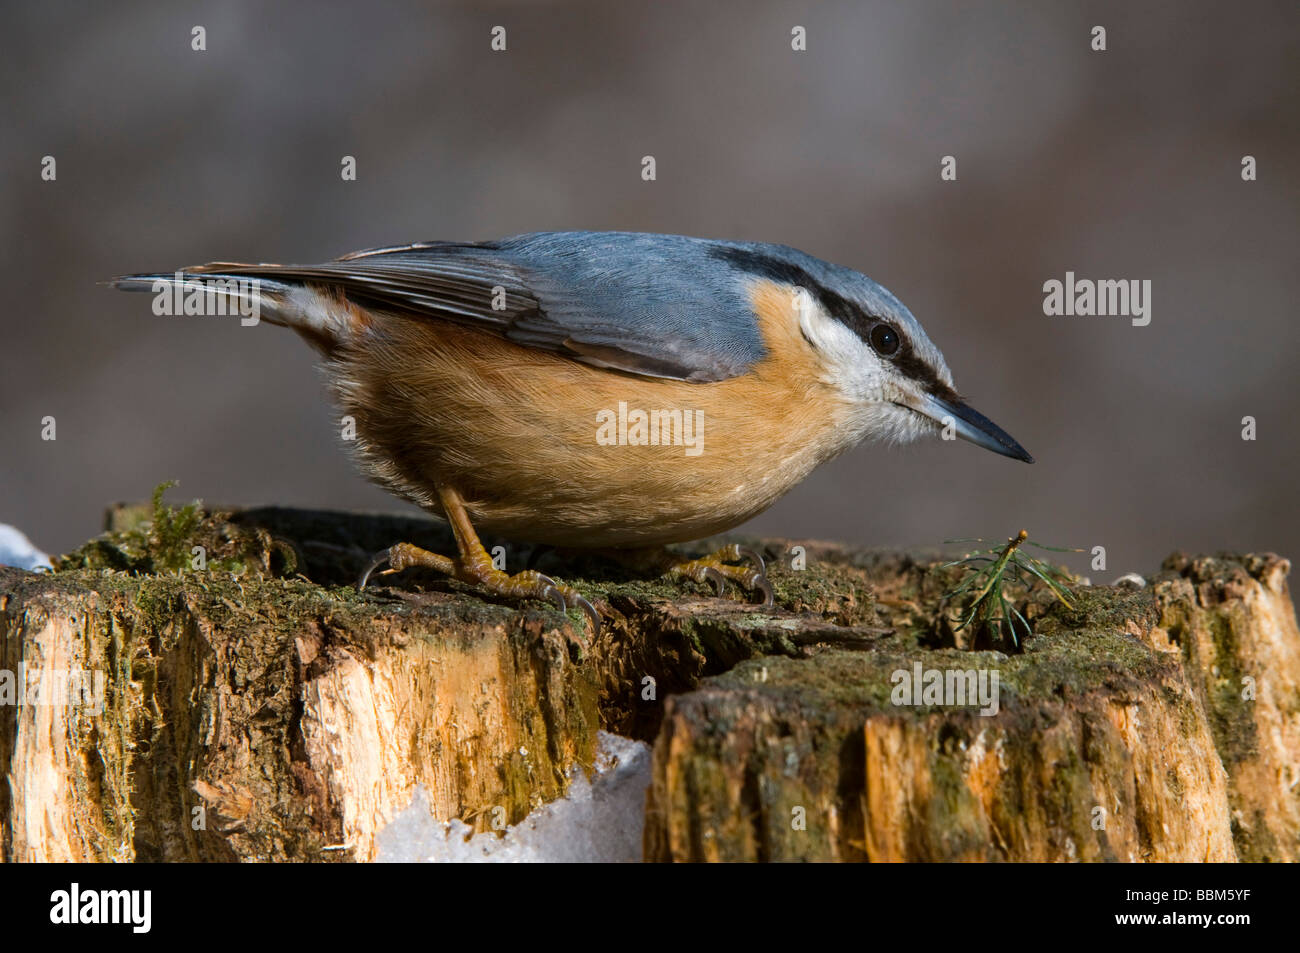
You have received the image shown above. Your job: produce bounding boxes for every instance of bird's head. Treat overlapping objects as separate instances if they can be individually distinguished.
[715,242,1033,463]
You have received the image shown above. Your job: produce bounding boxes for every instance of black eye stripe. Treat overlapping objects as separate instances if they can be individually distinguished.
[837,313,950,398]
[708,244,949,395]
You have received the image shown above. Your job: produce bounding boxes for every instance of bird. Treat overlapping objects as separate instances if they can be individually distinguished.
[113,230,1033,635]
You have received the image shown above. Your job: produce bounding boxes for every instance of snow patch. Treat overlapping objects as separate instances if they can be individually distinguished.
[376,731,652,863]
[0,524,51,571]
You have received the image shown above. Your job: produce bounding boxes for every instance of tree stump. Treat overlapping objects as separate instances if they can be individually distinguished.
[0,499,1295,862]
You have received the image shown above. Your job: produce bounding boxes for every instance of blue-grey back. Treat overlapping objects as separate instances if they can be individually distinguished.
[135,230,923,384]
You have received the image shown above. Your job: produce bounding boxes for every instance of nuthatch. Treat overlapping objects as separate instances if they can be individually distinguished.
[114,231,1032,634]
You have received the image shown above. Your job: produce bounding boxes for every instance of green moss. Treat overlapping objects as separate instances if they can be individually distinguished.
[54,482,297,579]
[1160,602,1258,767]
[703,587,1173,723]
[145,481,203,571]
[1205,612,1258,764]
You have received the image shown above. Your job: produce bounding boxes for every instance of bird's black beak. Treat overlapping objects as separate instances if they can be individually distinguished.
[900,391,1034,463]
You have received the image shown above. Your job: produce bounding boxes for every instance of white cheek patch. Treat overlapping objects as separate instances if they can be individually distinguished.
[842,396,939,449]
[793,292,881,401]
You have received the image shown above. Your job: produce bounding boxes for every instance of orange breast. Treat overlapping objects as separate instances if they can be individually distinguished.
[330,279,856,547]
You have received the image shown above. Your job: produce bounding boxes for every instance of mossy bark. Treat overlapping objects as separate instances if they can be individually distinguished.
[1149,553,1300,861]
[644,547,1298,862]
[0,502,1295,862]
[0,566,601,862]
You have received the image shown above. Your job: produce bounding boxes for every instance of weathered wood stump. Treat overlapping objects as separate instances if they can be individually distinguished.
[0,498,1295,861]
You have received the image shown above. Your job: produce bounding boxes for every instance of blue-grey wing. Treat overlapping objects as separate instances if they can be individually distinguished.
[193,232,769,382]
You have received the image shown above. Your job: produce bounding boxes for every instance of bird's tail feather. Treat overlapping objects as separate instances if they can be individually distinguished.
[110,267,350,345]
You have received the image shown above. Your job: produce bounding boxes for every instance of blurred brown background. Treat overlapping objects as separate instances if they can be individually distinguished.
[2,0,1297,575]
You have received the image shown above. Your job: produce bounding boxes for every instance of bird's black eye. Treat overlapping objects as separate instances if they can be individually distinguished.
[869,322,900,357]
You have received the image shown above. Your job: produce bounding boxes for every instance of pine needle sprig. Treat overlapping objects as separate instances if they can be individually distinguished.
[941,530,1082,648]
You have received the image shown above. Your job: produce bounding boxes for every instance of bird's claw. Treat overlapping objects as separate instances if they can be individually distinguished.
[357,548,392,590]
[356,544,600,637]
[535,575,568,613]
[666,543,776,607]
[736,546,766,575]
[567,592,602,638]
[701,567,727,597]
[540,578,602,638]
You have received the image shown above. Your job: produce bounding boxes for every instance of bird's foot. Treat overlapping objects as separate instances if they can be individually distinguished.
[358,541,600,636]
[664,543,774,606]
